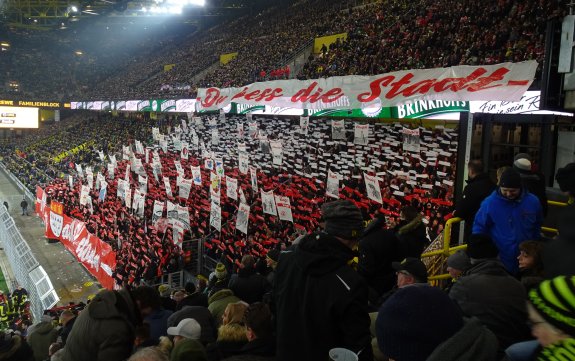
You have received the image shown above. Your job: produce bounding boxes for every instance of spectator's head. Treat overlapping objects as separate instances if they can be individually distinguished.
[240,255,255,270]
[184,282,196,294]
[131,286,162,317]
[556,162,575,198]
[243,302,272,342]
[513,153,532,174]
[498,168,522,200]
[59,309,75,326]
[214,263,227,280]
[496,166,511,185]
[265,249,280,270]
[167,318,202,344]
[172,290,186,304]
[157,284,171,298]
[399,206,419,222]
[127,346,169,361]
[528,276,575,347]
[467,159,483,179]
[517,241,544,273]
[446,250,471,279]
[466,234,499,262]
[321,200,364,246]
[376,285,463,361]
[222,302,248,326]
[392,257,428,287]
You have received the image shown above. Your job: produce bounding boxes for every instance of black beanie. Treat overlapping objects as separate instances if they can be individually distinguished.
[466,234,499,259]
[321,200,364,240]
[499,168,522,189]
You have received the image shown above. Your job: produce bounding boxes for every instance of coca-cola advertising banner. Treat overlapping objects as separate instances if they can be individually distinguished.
[197,61,537,111]
[36,187,116,289]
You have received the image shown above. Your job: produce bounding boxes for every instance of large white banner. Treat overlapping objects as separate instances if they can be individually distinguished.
[197,61,537,110]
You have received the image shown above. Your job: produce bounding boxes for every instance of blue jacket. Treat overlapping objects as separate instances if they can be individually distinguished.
[472,189,542,274]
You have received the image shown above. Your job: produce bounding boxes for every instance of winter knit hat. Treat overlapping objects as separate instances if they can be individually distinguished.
[447,250,471,271]
[499,168,522,189]
[376,285,463,361]
[321,200,364,240]
[529,276,575,336]
[556,162,575,195]
[158,284,171,297]
[466,234,499,260]
[513,158,532,172]
[215,263,227,280]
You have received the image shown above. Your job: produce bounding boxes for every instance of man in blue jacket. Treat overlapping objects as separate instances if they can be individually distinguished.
[472,168,542,275]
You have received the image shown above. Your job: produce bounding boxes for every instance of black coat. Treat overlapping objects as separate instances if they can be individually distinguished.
[274,232,373,361]
[228,268,269,305]
[395,215,428,258]
[358,218,402,298]
[448,259,530,354]
[454,173,496,241]
[543,204,575,278]
[167,306,217,345]
[518,170,548,216]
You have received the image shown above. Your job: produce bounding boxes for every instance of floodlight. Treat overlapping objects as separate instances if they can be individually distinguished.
[70,5,78,12]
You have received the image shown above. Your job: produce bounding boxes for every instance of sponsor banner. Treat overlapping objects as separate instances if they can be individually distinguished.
[197,61,537,110]
[36,189,116,289]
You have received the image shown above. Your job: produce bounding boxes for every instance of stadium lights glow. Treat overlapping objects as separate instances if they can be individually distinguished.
[70,6,78,12]
[0,42,10,47]
[141,0,204,15]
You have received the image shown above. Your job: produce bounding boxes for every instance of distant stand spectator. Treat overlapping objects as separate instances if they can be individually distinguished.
[3,201,8,211]
[513,153,548,216]
[206,264,230,297]
[57,310,76,346]
[394,206,428,258]
[20,198,28,216]
[453,160,496,242]
[228,255,269,305]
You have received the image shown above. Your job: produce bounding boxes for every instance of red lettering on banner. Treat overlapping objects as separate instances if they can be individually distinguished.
[244,90,262,100]
[357,67,521,102]
[291,82,344,104]
[231,87,249,100]
[357,76,395,102]
[200,88,228,108]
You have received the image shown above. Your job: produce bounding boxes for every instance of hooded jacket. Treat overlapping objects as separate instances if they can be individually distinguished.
[448,259,530,353]
[228,268,269,304]
[427,318,498,361]
[207,289,240,327]
[472,189,542,274]
[27,321,58,361]
[274,232,373,361]
[62,289,139,361]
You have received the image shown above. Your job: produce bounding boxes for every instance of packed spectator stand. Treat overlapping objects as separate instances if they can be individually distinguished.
[1,0,575,360]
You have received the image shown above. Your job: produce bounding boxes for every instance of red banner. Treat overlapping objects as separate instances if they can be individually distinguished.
[35,187,116,289]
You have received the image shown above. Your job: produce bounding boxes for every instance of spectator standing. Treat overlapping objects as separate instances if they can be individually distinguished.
[394,206,428,258]
[448,234,530,354]
[206,264,230,297]
[167,318,207,361]
[376,285,498,361]
[358,213,401,302]
[228,255,269,305]
[472,168,543,274]
[274,200,373,361]
[453,160,496,241]
[140,288,173,343]
[222,302,275,361]
[543,162,575,277]
[0,331,35,361]
[27,314,58,361]
[158,285,176,312]
[20,198,28,216]
[513,153,548,216]
[62,287,154,361]
[176,282,208,310]
[57,310,76,346]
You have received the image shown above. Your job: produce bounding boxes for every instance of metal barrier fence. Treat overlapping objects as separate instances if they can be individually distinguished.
[0,205,59,322]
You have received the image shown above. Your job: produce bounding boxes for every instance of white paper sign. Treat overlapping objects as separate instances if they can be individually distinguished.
[236,203,250,235]
[364,173,383,204]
